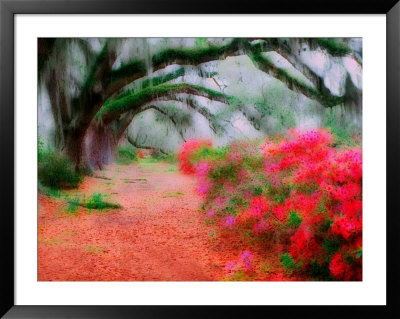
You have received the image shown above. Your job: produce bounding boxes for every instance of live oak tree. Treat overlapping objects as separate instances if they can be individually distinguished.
[38,37,361,171]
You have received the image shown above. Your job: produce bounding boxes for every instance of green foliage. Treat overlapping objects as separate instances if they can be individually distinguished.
[228,196,249,211]
[295,183,319,195]
[319,216,334,233]
[117,145,138,165]
[287,211,302,229]
[251,186,263,196]
[66,195,80,213]
[243,152,264,170]
[355,248,362,259]
[152,152,178,164]
[324,108,352,146]
[192,140,267,219]
[253,98,296,134]
[309,260,332,280]
[317,38,352,56]
[322,237,341,255]
[190,145,229,164]
[38,151,82,190]
[38,136,45,162]
[317,198,328,214]
[139,157,160,164]
[264,184,293,204]
[83,192,121,210]
[280,253,303,271]
[38,183,63,198]
[209,162,238,182]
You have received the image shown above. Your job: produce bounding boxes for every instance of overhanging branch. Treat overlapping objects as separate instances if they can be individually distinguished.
[97,83,233,124]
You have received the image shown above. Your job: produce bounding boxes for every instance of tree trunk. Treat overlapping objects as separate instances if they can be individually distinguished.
[82,121,123,171]
[64,127,86,172]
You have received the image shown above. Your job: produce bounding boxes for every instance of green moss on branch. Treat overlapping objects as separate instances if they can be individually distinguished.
[96,83,232,123]
[114,67,186,101]
[316,38,352,56]
[152,39,244,70]
[141,67,185,89]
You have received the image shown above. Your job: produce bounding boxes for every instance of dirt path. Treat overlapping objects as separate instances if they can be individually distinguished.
[39,161,252,281]
[38,160,297,281]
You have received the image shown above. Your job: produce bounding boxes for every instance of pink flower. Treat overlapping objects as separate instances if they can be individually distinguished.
[225,260,237,273]
[224,216,236,228]
[240,250,253,269]
[206,209,215,217]
[195,162,211,176]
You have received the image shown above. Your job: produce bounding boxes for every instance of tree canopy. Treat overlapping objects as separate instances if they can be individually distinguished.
[38,37,362,170]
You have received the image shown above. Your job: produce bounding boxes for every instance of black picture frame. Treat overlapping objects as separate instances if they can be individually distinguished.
[1,0,399,318]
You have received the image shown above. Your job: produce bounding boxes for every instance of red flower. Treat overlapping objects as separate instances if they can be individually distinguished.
[329,252,355,280]
[249,196,269,218]
[191,129,362,280]
[177,139,212,175]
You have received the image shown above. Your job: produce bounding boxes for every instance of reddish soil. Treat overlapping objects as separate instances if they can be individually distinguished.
[38,161,294,281]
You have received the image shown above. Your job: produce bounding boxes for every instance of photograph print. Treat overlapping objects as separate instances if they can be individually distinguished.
[37,37,362,281]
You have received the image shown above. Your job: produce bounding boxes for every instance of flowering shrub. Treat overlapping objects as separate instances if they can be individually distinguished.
[224,250,256,280]
[177,138,212,174]
[180,129,362,280]
[262,129,362,280]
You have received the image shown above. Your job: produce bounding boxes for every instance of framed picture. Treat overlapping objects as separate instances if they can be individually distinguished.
[1,0,399,318]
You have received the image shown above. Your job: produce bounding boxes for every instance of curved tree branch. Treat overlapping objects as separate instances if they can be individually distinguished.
[251,39,324,90]
[109,92,227,149]
[102,39,244,99]
[97,83,233,124]
[152,38,246,72]
[105,60,147,96]
[246,43,345,107]
[111,67,186,102]
[248,38,362,107]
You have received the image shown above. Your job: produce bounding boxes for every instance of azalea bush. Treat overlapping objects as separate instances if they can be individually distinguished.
[224,250,256,281]
[177,138,213,174]
[262,129,362,280]
[179,129,362,280]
